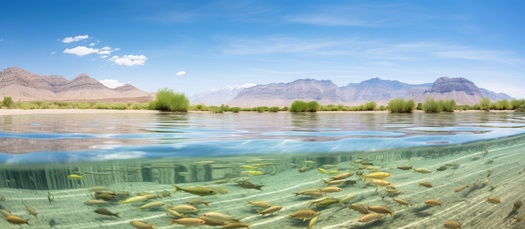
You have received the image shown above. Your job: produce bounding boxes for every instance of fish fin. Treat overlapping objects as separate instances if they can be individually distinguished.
[173,185,180,193]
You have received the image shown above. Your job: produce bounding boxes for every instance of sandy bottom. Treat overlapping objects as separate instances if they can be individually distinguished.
[1,139,525,229]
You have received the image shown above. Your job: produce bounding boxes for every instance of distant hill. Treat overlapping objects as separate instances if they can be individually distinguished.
[219,77,513,107]
[190,84,256,106]
[0,67,154,102]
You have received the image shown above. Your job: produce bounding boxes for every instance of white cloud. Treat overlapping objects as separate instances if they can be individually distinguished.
[176,71,186,76]
[63,46,99,56]
[99,79,126,88]
[100,55,108,59]
[89,43,96,46]
[51,51,56,55]
[108,55,147,66]
[62,35,89,43]
[98,46,118,55]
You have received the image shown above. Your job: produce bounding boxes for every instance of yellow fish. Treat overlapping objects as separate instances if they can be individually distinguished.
[317,168,330,175]
[174,185,218,196]
[362,172,390,181]
[120,196,148,205]
[68,174,84,180]
[241,171,263,176]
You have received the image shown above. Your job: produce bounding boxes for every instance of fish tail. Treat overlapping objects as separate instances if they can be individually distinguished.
[173,185,180,193]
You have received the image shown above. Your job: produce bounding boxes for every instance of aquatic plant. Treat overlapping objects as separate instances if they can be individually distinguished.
[423,98,456,113]
[1,96,13,108]
[478,98,491,112]
[387,98,415,113]
[149,88,189,112]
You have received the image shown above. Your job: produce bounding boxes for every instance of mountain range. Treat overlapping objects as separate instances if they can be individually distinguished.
[193,77,513,107]
[0,67,154,102]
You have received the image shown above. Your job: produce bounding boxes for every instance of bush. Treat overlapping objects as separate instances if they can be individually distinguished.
[268,106,280,112]
[423,98,442,113]
[290,100,320,112]
[363,101,376,111]
[1,96,14,108]
[149,88,189,112]
[387,98,415,113]
[229,107,241,113]
[479,98,491,111]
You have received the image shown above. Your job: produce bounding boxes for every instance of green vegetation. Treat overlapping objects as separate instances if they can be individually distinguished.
[422,98,456,113]
[387,98,415,113]
[511,100,525,112]
[490,99,512,110]
[1,96,14,108]
[148,88,189,112]
[290,100,320,112]
[479,98,491,112]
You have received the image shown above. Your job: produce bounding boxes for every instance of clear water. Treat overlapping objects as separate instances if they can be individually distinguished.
[0,112,524,228]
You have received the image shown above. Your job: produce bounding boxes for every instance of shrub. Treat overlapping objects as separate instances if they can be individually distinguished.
[130,103,149,110]
[268,106,280,112]
[149,88,189,112]
[229,107,241,113]
[1,96,14,108]
[479,98,490,112]
[363,101,376,111]
[290,100,320,112]
[387,98,415,113]
[442,99,456,112]
[423,98,442,113]
[378,105,386,111]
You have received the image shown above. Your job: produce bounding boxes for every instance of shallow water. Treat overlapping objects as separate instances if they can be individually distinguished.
[0,112,525,228]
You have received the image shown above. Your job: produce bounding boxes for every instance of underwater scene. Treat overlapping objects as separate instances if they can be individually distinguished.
[1,111,525,229]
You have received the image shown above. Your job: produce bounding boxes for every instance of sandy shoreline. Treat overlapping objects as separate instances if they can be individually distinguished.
[0,108,516,116]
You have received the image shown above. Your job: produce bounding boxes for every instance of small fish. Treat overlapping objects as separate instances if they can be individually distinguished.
[0,209,12,217]
[370,179,391,190]
[257,205,283,215]
[289,209,319,221]
[24,204,38,218]
[119,196,148,205]
[241,165,259,170]
[392,198,410,207]
[299,166,309,173]
[419,181,433,188]
[173,185,218,196]
[397,165,412,170]
[424,199,442,206]
[323,179,344,185]
[68,174,84,180]
[436,166,448,172]
[317,168,330,175]
[368,205,394,216]
[413,168,432,173]
[487,196,501,204]
[330,172,354,180]
[223,222,251,229]
[357,213,382,223]
[309,213,320,229]
[6,215,30,225]
[454,185,469,193]
[85,199,110,205]
[348,204,369,214]
[130,220,155,229]
[168,204,198,213]
[94,208,119,218]
[187,198,211,207]
[164,207,186,218]
[339,193,358,204]
[240,170,263,176]
[47,192,54,204]
[513,200,523,211]
[169,218,206,226]
[294,188,323,197]
[95,191,117,200]
[320,187,342,193]
[237,180,263,191]
[361,172,390,180]
[303,160,316,164]
[201,212,242,222]
[247,200,272,208]
[138,201,165,210]
[444,220,462,229]
[198,216,226,226]
[159,190,171,198]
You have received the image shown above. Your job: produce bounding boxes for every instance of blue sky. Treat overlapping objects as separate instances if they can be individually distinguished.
[1,0,524,98]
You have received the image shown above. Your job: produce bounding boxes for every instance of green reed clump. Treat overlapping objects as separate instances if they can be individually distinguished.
[229,107,241,113]
[268,106,280,112]
[363,101,376,111]
[149,88,189,112]
[16,102,39,109]
[1,96,14,108]
[490,99,512,110]
[478,98,491,111]
[290,100,320,112]
[511,99,525,112]
[423,98,456,113]
[130,103,149,110]
[387,98,415,113]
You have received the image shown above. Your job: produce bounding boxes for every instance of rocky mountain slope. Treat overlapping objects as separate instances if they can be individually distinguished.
[0,67,154,102]
[190,84,256,106]
[225,77,512,107]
